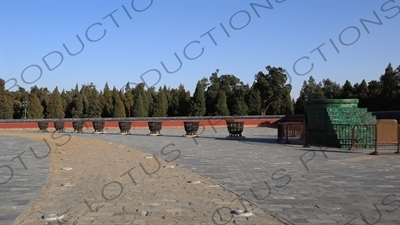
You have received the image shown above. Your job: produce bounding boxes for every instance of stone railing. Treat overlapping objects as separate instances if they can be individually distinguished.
[0,115,286,123]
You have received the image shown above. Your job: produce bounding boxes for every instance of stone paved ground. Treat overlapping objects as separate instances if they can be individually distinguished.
[1,126,400,224]
[0,130,283,225]
[67,126,400,225]
[0,136,50,225]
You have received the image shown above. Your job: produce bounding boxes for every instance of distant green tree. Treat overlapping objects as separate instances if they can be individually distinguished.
[147,87,156,117]
[379,63,399,110]
[12,100,22,119]
[27,93,44,119]
[61,90,72,118]
[70,91,84,118]
[101,82,113,117]
[395,65,400,109]
[367,80,382,111]
[246,89,261,115]
[253,66,292,115]
[151,87,168,117]
[81,83,102,118]
[229,86,248,116]
[11,87,29,119]
[166,84,190,116]
[132,92,146,117]
[279,84,294,115]
[133,83,149,117]
[178,85,191,116]
[0,78,14,119]
[353,79,369,108]
[189,81,206,116]
[205,70,221,116]
[322,78,341,99]
[46,87,65,118]
[112,88,126,117]
[204,70,244,116]
[295,76,324,114]
[123,83,134,117]
[30,86,50,118]
[340,80,354,99]
[214,90,230,116]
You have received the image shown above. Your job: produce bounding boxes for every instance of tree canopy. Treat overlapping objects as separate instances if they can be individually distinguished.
[0,63,398,119]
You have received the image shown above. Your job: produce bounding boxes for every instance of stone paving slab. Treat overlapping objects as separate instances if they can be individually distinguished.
[60,126,400,225]
[0,136,50,225]
[0,131,283,225]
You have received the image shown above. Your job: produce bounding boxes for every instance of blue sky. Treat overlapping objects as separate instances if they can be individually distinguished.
[1,0,399,100]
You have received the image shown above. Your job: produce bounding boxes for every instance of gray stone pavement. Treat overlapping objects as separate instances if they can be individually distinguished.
[0,136,50,225]
[67,126,400,225]
[1,126,399,225]
[1,130,283,224]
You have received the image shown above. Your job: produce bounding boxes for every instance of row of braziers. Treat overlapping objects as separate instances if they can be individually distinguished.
[37,121,246,138]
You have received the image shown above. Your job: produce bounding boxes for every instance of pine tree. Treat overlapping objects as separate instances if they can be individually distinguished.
[46,87,65,118]
[132,92,146,117]
[189,81,206,116]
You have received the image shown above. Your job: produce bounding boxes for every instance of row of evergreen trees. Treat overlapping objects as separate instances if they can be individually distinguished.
[0,66,292,119]
[0,64,399,119]
[294,63,400,113]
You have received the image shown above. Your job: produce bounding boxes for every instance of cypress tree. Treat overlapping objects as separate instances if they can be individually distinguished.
[112,88,126,117]
[61,90,73,118]
[214,90,230,116]
[27,93,44,118]
[124,83,134,117]
[132,92,146,117]
[340,80,354,99]
[229,87,248,116]
[177,84,190,116]
[0,78,14,119]
[133,83,149,116]
[190,81,206,116]
[46,87,65,118]
[101,82,113,117]
[71,92,84,118]
[151,88,168,117]
[83,83,102,118]
[246,89,261,115]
